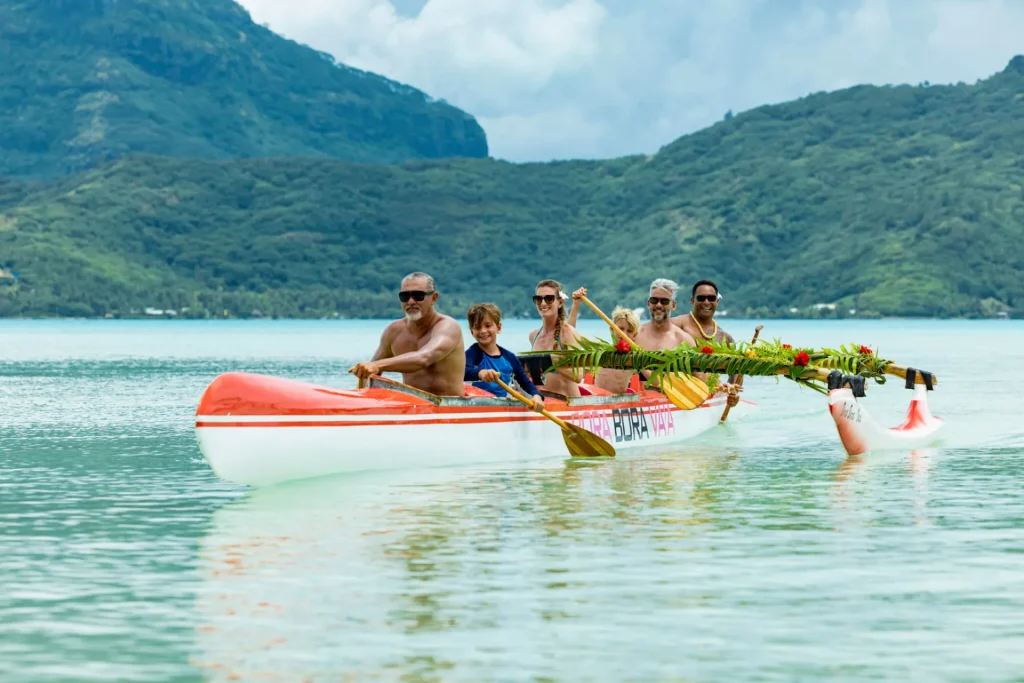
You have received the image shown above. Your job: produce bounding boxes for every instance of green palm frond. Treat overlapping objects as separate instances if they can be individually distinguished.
[519,336,897,394]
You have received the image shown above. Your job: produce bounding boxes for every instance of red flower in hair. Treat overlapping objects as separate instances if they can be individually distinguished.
[782,344,792,349]
[615,338,632,353]
[701,346,714,354]
[859,345,872,355]
[793,351,810,366]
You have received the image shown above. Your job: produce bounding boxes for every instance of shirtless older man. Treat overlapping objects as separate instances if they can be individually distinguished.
[635,278,697,388]
[348,272,466,396]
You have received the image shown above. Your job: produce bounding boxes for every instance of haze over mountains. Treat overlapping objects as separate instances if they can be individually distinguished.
[0,0,1021,319]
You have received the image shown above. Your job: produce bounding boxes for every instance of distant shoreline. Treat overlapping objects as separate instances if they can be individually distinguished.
[0,314,1017,322]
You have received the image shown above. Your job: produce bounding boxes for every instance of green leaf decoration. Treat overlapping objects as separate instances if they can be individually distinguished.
[520,336,902,395]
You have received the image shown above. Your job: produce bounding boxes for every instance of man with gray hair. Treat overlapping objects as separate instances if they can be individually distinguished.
[634,278,697,389]
[349,271,466,396]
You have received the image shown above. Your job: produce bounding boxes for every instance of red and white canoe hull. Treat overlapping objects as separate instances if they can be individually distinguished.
[828,385,944,456]
[194,372,756,487]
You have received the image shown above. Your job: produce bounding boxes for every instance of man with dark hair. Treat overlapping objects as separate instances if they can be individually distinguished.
[348,272,466,396]
[671,279,740,406]
[671,280,735,346]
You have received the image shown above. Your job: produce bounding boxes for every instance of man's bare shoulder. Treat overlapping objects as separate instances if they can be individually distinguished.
[675,327,697,346]
[435,314,463,335]
[381,319,407,337]
[421,314,463,344]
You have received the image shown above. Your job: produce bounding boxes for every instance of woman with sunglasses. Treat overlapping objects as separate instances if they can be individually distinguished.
[527,279,583,398]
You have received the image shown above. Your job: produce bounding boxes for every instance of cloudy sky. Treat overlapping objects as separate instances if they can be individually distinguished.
[237,0,1023,162]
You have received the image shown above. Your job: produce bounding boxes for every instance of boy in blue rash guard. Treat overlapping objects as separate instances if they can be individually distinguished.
[465,303,546,412]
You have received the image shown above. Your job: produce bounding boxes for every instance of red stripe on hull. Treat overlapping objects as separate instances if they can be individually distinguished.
[196,415,550,428]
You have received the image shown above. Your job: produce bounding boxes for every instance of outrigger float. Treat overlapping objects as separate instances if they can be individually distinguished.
[826,368,943,456]
[195,372,757,487]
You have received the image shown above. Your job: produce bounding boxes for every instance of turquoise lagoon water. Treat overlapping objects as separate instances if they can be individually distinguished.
[1,318,1023,682]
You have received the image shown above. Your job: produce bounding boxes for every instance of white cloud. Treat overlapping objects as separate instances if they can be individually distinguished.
[237,0,1024,162]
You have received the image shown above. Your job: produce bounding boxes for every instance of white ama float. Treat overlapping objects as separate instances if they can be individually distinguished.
[194,372,757,487]
[827,369,944,456]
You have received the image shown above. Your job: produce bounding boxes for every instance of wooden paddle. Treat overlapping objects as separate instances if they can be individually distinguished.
[577,295,711,410]
[494,377,615,458]
[720,324,763,423]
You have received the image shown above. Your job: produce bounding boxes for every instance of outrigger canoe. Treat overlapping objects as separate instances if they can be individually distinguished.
[194,372,757,487]
[828,372,944,456]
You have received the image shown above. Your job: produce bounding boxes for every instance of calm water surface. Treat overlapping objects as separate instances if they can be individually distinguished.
[1,319,1023,682]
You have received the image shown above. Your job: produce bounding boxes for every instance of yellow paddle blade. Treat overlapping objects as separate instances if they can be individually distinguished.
[661,374,711,411]
[562,423,616,458]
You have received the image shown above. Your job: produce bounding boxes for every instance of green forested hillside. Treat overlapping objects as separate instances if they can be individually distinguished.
[1,58,1022,319]
[0,0,487,178]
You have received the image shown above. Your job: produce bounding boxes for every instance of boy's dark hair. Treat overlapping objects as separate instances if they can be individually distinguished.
[467,303,502,328]
[691,279,719,297]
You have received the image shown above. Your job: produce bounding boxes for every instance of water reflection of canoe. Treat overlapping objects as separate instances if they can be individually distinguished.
[194,372,757,487]
[828,385,944,456]
[191,450,740,679]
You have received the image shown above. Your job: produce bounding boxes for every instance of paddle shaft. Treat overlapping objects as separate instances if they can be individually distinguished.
[493,378,572,431]
[580,296,632,345]
[720,324,763,423]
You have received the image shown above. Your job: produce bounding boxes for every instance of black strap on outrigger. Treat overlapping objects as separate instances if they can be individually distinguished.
[519,353,553,387]
[904,367,934,391]
[827,370,866,397]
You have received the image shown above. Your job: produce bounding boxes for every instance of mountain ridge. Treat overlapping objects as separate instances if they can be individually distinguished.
[0,1,1021,319]
[0,0,488,178]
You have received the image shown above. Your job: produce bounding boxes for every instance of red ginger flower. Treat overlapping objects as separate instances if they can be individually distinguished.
[615,338,632,353]
[701,346,714,354]
[793,351,810,366]
[782,343,792,349]
[859,345,872,355]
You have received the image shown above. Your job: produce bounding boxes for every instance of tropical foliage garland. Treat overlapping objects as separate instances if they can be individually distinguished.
[522,338,893,395]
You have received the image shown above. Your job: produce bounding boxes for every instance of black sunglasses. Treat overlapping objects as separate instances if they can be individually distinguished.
[694,294,719,303]
[399,290,434,303]
[648,297,672,306]
[532,294,558,305]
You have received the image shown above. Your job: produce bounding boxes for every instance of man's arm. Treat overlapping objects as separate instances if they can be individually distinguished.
[720,330,738,384]
[370,324,397,362]
[375,319,461,373]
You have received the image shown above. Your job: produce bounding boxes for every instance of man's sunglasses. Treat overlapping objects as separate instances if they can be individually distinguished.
[532,294,558,305]
[648,297,672,306]
[399,290,434,303]
[694,294,720,303]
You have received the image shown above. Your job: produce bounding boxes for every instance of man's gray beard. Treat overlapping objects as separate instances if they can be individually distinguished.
[651,311,667,322]
[405,310,422,322]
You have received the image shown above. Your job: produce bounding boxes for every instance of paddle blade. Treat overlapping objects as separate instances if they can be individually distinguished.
[661,374,711,411]
[562,423,616,458]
